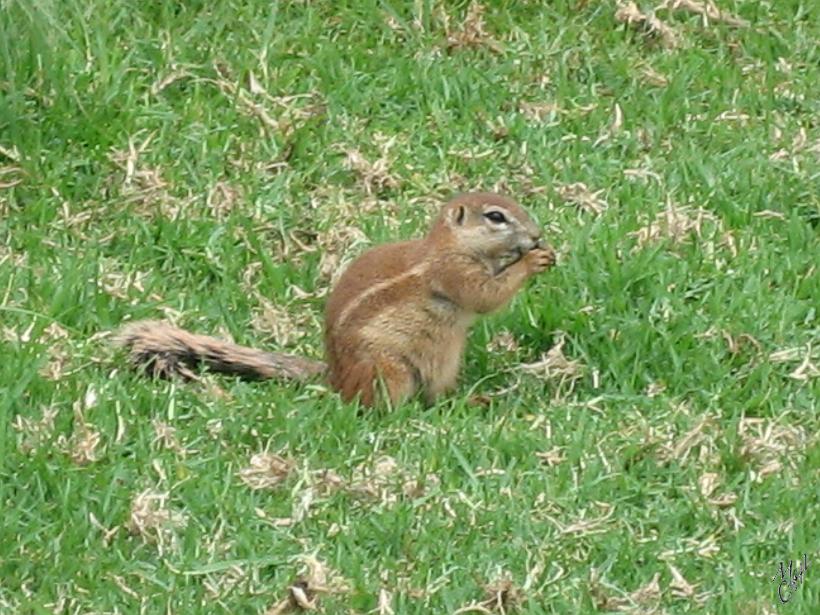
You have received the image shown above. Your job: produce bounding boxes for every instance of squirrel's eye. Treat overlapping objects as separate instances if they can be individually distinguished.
[484,211,507,224]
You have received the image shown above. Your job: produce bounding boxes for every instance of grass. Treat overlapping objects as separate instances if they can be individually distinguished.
[1,0,818,612]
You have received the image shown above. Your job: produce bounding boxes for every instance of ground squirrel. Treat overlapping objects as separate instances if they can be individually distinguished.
[116,192,556,407]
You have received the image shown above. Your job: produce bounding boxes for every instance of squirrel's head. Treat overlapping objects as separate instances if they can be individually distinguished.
[433,192,544,269]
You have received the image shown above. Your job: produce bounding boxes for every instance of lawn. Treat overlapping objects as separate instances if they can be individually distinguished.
[1,0,818,612]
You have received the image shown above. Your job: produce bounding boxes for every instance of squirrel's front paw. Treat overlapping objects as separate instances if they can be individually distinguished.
[525,246,556,274]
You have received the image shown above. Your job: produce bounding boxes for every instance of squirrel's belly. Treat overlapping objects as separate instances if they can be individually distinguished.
[357,303,472,397]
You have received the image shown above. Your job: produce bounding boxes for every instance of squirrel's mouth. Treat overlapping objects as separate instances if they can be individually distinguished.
[493,247,525,275]
[515,241,540,259]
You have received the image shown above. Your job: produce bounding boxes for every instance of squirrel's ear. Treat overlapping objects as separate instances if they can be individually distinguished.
[450,205,465,226]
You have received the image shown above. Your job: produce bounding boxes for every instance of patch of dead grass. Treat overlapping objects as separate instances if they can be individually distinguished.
[376,588,395,615]
[3,321,35,344]
[39,346,71,381]
[88,512,120,546]
[203,566,246,600]
[557,182,608,216]
[487,330,520,354]
[348,455,440,504]
[0,164,24,190]
[250,297,312,348]
[57,401,102,466]
[107,132,186,218]
[443,2,503,53]
[37,322,72,381]
[535,446,565,467]
[519,332,586,392]
[0,245,27,270]
[0,143,21,162]
[695,327,762,356]
[343,135,400,195]
[152,419,185,455]
[667,563,714,604]
[616,0,748,50]
[589,569,661,612]
[207,64,324,138]
[304,456,440,513]
[127,489,187,554]
[615,1,681,48]
[0,145,24,196]
[769,345,820,381]
[738,416,806,483]
[590,562,715,611]
[697,471,738,508]
[658,413,717,464]
[206,180,243,221]
[639,64,670,87]
[150,66,193,96]
[549,501,615,537]
[238,452,296,490]
[661,0,749,27]
[97,257,162,302]
[518,101,562,122]
[631,199,721,249]
[264,555,350,614]
[479,575,523,614]
[452,576,524,614]
[12,405,59,454]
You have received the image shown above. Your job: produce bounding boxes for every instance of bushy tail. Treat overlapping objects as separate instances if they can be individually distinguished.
[114,320,326,382]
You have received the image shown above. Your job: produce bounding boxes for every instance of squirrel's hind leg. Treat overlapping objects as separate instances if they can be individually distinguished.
[335,355,418,409]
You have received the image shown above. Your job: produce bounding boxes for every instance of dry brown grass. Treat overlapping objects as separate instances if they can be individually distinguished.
[264,555,350,614]
[443,2,503,53]
[238,452,296,490]
[769,344,820,382]
[486,330,520,354]
[658,413,716,464]
[519,332,587,394]
[107,132,186,218]
[127,489,188,554]
[615,1,682,49]
[342,134,401,195]
[616,0,749,50]
[631,199,721,249]
[251,297,313,348]
[545,501,615,537]
[589,568,661,612]
[37,322,72,381]
[661,0,748,27]
[58,396,102,466]
[557,182,608,216]
[738,416,807,484]
[11,405,58,454]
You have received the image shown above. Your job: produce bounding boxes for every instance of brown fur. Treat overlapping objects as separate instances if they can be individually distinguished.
[324,192,553,406]
[115,192,555,407]
[114,320,326,381]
